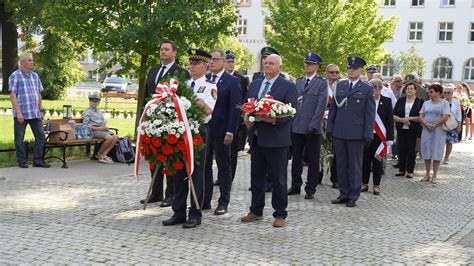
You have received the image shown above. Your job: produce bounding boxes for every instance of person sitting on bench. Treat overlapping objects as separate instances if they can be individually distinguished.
[82,94,118,164]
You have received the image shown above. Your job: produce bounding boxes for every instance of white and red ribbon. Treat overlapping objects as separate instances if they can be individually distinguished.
[134,79,194,179]
[374,113,392,158]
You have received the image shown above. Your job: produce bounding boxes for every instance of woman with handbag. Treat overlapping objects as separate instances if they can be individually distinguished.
[419,84,450,183]
[393,81,424,179]
[442,84,462,164]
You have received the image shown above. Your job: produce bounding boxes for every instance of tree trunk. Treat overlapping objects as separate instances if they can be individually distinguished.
[135,53,148,139]
[1,1,18,94]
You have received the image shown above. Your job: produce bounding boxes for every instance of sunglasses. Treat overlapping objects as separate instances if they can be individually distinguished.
[328,71,340,74]
[90,100,100,103]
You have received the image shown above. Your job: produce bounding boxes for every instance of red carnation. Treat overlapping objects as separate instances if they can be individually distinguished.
[150,146,157,155]
[152,137,162,147]
[156,154,167,163]
[142,135,151,144]
[256,102,271,115]
[162,168,172,175]
[149,162,155,170]
[162,145,174,156]
[193,134,203,146]
[177,141,186,151]
[141,145,150,154]
[166,134,178,145]
[173,161,184,170]
[242,99,256,113]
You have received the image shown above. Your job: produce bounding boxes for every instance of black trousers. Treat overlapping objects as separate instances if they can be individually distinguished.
[230,131,239,180]
[397,128,417,174]
[290,133,321,194]
[362,134,383,186]
[250,136,289,218]
[204,136,233,208]
[171,128,207,220]
[150,168,174,201]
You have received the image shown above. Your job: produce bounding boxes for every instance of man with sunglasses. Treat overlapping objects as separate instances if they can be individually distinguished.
[327,56,376,207]
[288,52,327,200]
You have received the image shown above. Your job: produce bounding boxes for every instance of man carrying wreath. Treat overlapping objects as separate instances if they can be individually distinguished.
[240,54,297,228]
[162,49,216,229]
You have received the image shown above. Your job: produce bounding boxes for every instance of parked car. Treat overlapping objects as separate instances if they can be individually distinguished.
[100,76,132,93]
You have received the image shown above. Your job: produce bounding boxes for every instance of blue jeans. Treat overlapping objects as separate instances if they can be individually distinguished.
[14,117,45,165]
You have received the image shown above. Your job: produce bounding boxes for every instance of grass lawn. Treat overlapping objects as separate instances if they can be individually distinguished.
[0,94,138,112]
[0,115,136,168]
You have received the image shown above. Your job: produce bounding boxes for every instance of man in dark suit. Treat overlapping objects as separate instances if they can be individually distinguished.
[140,39,189,207]
[361,78,394,195]
[240,54,297,228]
[203,49,241,215]
[327,56,376,208]
[288,52,328,199]
[224,51,249,180]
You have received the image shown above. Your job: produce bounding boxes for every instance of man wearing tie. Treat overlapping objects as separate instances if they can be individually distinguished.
[203,49,241,215]
[288,53,328,199]
[140,39,189,207]
[327,56,376,207]
[240,54,297,227]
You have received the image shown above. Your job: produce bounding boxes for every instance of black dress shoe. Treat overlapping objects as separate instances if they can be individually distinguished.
[160,197,173,207]
[265,187,273,193]
[361,185,369,192]
[331,197,348,204]
[18,163,28,168]
[214,205,227,215]
[162,216,186,226]
[346,200,356,207]
[33,162,51,168]
[304,192,314,199]
[213,180,220,186]
[287,187,301,195]
[331,183,339,189]
[392,164,399,168]
[182,218,201,229]
[406,174,413,179]
[395,172,405,177]
[140,195,162,204]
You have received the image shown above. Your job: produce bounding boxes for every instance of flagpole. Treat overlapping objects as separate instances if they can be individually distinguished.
[143,166,159,210]
[185,164,200,211]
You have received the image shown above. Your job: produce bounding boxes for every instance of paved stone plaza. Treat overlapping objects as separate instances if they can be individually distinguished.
[0,141,473,264]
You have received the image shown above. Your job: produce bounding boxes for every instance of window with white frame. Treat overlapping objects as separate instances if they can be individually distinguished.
[235,0,251,6]
[438,22,454,42]
[464,58,474,81]
[470,22,474,42]
[384,0,396,6]
[411,0,424,6]
[380,58,396,77]
[408,22,423,41]
[236,18,247,36]
[441,0,455,6]
[432,57,453,80]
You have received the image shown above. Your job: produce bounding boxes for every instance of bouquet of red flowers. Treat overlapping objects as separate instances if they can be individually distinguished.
[241,95,296,122]
[135,78,205,178]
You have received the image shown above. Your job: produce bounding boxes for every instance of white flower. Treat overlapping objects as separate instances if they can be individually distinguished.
[170,129,176,135]
[271,104,278,110]
[194,128,199,134]
[249,116,255,122]
[282,106,288,113]
[176,133,180,138]
[270,110,276,117]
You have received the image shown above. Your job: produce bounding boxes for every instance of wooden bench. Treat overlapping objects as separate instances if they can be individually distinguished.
[103,92,137,110]
[43,118,118,168]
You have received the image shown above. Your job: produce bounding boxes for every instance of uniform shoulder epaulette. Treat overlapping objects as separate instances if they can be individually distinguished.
[205,79,215,84]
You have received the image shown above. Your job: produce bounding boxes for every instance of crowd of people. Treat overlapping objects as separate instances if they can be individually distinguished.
[8,40,473,229]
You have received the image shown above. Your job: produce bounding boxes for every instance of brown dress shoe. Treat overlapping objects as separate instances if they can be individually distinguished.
[273,217,286,228]
[240,212,263,222]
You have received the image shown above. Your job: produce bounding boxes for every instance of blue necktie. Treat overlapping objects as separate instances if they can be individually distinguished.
[212,74,218,83]
[349,82,353,93]
[305,78,310,88]
[260,81,271,99]
[190,81,195,89]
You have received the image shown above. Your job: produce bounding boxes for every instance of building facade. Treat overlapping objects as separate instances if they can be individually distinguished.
[235,0,474,85]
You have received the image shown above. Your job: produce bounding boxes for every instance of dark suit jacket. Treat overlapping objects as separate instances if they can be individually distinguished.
[376,95,394,141]
[233,71,249,102]
[144,62,189,103]
[393,96,424,133]
[207,71,242,137]
[246,76,298,148]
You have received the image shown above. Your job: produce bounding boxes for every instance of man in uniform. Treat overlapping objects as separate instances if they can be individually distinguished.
[140,39,189,207]
[162,49,216,229]
[327,56,376,207]
[224,51,249,180]
[240,54,297,228]
[203,49,241,215]
[252,46,280,82]
[366,65,377,81]
[288,53,327,199]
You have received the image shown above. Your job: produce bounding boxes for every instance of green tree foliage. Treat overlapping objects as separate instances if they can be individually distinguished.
[265,0,397,77]
[5,0,85,99]
[398,45,426,78]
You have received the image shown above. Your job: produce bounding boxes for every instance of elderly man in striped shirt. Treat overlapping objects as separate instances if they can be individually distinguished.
[9,52,50,168]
